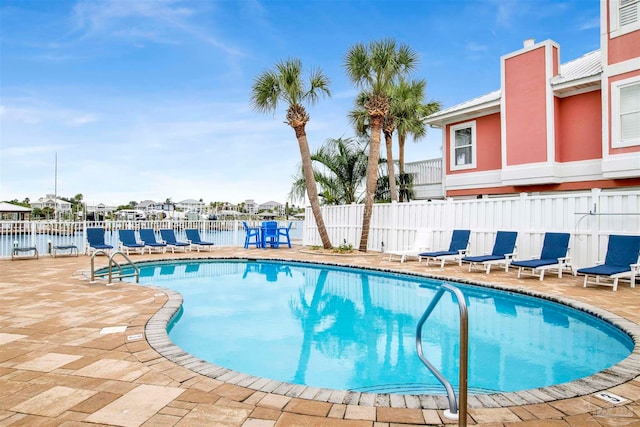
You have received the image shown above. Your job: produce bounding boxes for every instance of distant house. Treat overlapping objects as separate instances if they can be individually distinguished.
[424,0,640,197]
[85,203,115,221]
[30,194,72,215]
[258,201,284,215]
[138,200,159,212]
[0,202,32,221]
[176,199,205,213]
[244,199,258,215]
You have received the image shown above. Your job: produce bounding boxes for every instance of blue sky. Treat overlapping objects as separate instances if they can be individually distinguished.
[0,0,600,207]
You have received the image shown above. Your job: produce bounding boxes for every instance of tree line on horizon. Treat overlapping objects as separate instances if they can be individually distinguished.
[251,38,441,251]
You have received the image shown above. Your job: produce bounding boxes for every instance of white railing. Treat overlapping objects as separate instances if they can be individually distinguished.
[405,158,443,185]
[303,188,640,269]
[0,220,303,259]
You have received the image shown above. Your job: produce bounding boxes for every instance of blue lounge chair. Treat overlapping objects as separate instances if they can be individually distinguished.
[511,232,572,280]
[160,229,191,253]
[139,228,167,253]
[261,221,279,249]
[185,229,214,252]
[242,222,261,249]
[462,231,518,273]
[419,229,470,268]
[118,229,148,255]
[577,235,640,291]
[278,222,293,248]
[86,227,114,255]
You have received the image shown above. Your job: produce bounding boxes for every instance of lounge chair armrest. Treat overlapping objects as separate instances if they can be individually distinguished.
[631,263,640,274]
[458,249,469,256]
[504,252,516,261]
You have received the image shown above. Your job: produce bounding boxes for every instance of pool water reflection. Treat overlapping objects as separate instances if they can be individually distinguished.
[132,259,633,394]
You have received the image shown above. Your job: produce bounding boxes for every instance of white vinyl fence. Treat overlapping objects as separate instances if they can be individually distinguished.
[0,220,303,259]
[303,189,640,269]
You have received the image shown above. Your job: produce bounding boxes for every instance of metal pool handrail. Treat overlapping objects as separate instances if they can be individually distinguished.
[90,250,139,284]
[416,283,468,425]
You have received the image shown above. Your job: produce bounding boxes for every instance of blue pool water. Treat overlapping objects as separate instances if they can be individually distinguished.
[130,259,633,394]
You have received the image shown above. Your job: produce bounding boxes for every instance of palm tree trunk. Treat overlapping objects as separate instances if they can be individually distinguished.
[294,126,332,249]
[384,130,398,202]
[398,133,406,202]
[359,116,383,252]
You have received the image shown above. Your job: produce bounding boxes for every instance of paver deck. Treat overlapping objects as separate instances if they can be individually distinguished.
[1,246,639,426]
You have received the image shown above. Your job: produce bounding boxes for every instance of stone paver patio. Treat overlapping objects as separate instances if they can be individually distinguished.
[1,246,639,426]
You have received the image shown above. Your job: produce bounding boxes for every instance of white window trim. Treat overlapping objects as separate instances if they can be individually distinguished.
[610,0,640,38]
[611,75,640,148]
[450,121,477,171]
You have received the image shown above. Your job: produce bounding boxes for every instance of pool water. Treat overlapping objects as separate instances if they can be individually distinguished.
[130,259,633,394]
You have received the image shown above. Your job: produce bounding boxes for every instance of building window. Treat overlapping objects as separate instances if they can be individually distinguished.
[611,0,640,37]
[621,0,639,26]
[450,121,476,170]
[612,78,640,148]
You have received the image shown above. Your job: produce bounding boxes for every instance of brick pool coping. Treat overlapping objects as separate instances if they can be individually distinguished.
[141,256,640,411]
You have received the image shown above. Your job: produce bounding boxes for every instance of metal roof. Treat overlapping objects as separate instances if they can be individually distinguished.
[551,49,602,85]
[426,90,501,120]
[0,202,32,212]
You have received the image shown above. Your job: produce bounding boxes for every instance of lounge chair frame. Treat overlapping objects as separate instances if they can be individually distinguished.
[160,229,191,253]
[462,231,518,274]
[118,230,149,255]
[86,227,114,255]
[511,232,573,281]
[387,229,431,263]
[185,229,214,252]
[420,229,470,269]
[578,235,640,291]
[139,229,167,254]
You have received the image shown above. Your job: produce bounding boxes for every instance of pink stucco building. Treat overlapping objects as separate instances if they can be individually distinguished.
[424,0,640,198]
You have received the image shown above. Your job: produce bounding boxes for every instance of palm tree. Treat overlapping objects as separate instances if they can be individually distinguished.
[289,137,368,205]
[382,115,398,202]
[348,92,397,202]
[251,58,332,249]
[393,79,441,201]
[344,39,418,251]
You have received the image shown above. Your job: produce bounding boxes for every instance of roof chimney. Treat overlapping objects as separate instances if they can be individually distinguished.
[524,38,535,48]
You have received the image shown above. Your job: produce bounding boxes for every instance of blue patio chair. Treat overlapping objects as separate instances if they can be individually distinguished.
[86,227,113,255]
[278,222,293,248]
[419,229,470,268]
[160,229,191,253]
[261,221,279,249]
[511,232,573,280]
[577,235,640,291]
[185,229,214,252]
[462,231,518,273]
[139,228,167,253]
[118,229,148,255]
[242,222,261,249]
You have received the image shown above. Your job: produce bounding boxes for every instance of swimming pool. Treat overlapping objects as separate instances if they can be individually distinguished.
[127,259,634,397]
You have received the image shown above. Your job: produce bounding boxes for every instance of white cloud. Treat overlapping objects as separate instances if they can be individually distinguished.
[71,0,243,57]
[465,42,488,54]
[0,103,98,127]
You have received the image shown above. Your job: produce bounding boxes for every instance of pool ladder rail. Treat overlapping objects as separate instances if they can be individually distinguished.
[416,283,468,426]
[90,250,140,284]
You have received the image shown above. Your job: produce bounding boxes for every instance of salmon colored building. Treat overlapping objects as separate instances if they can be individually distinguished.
[424,0,640,198]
